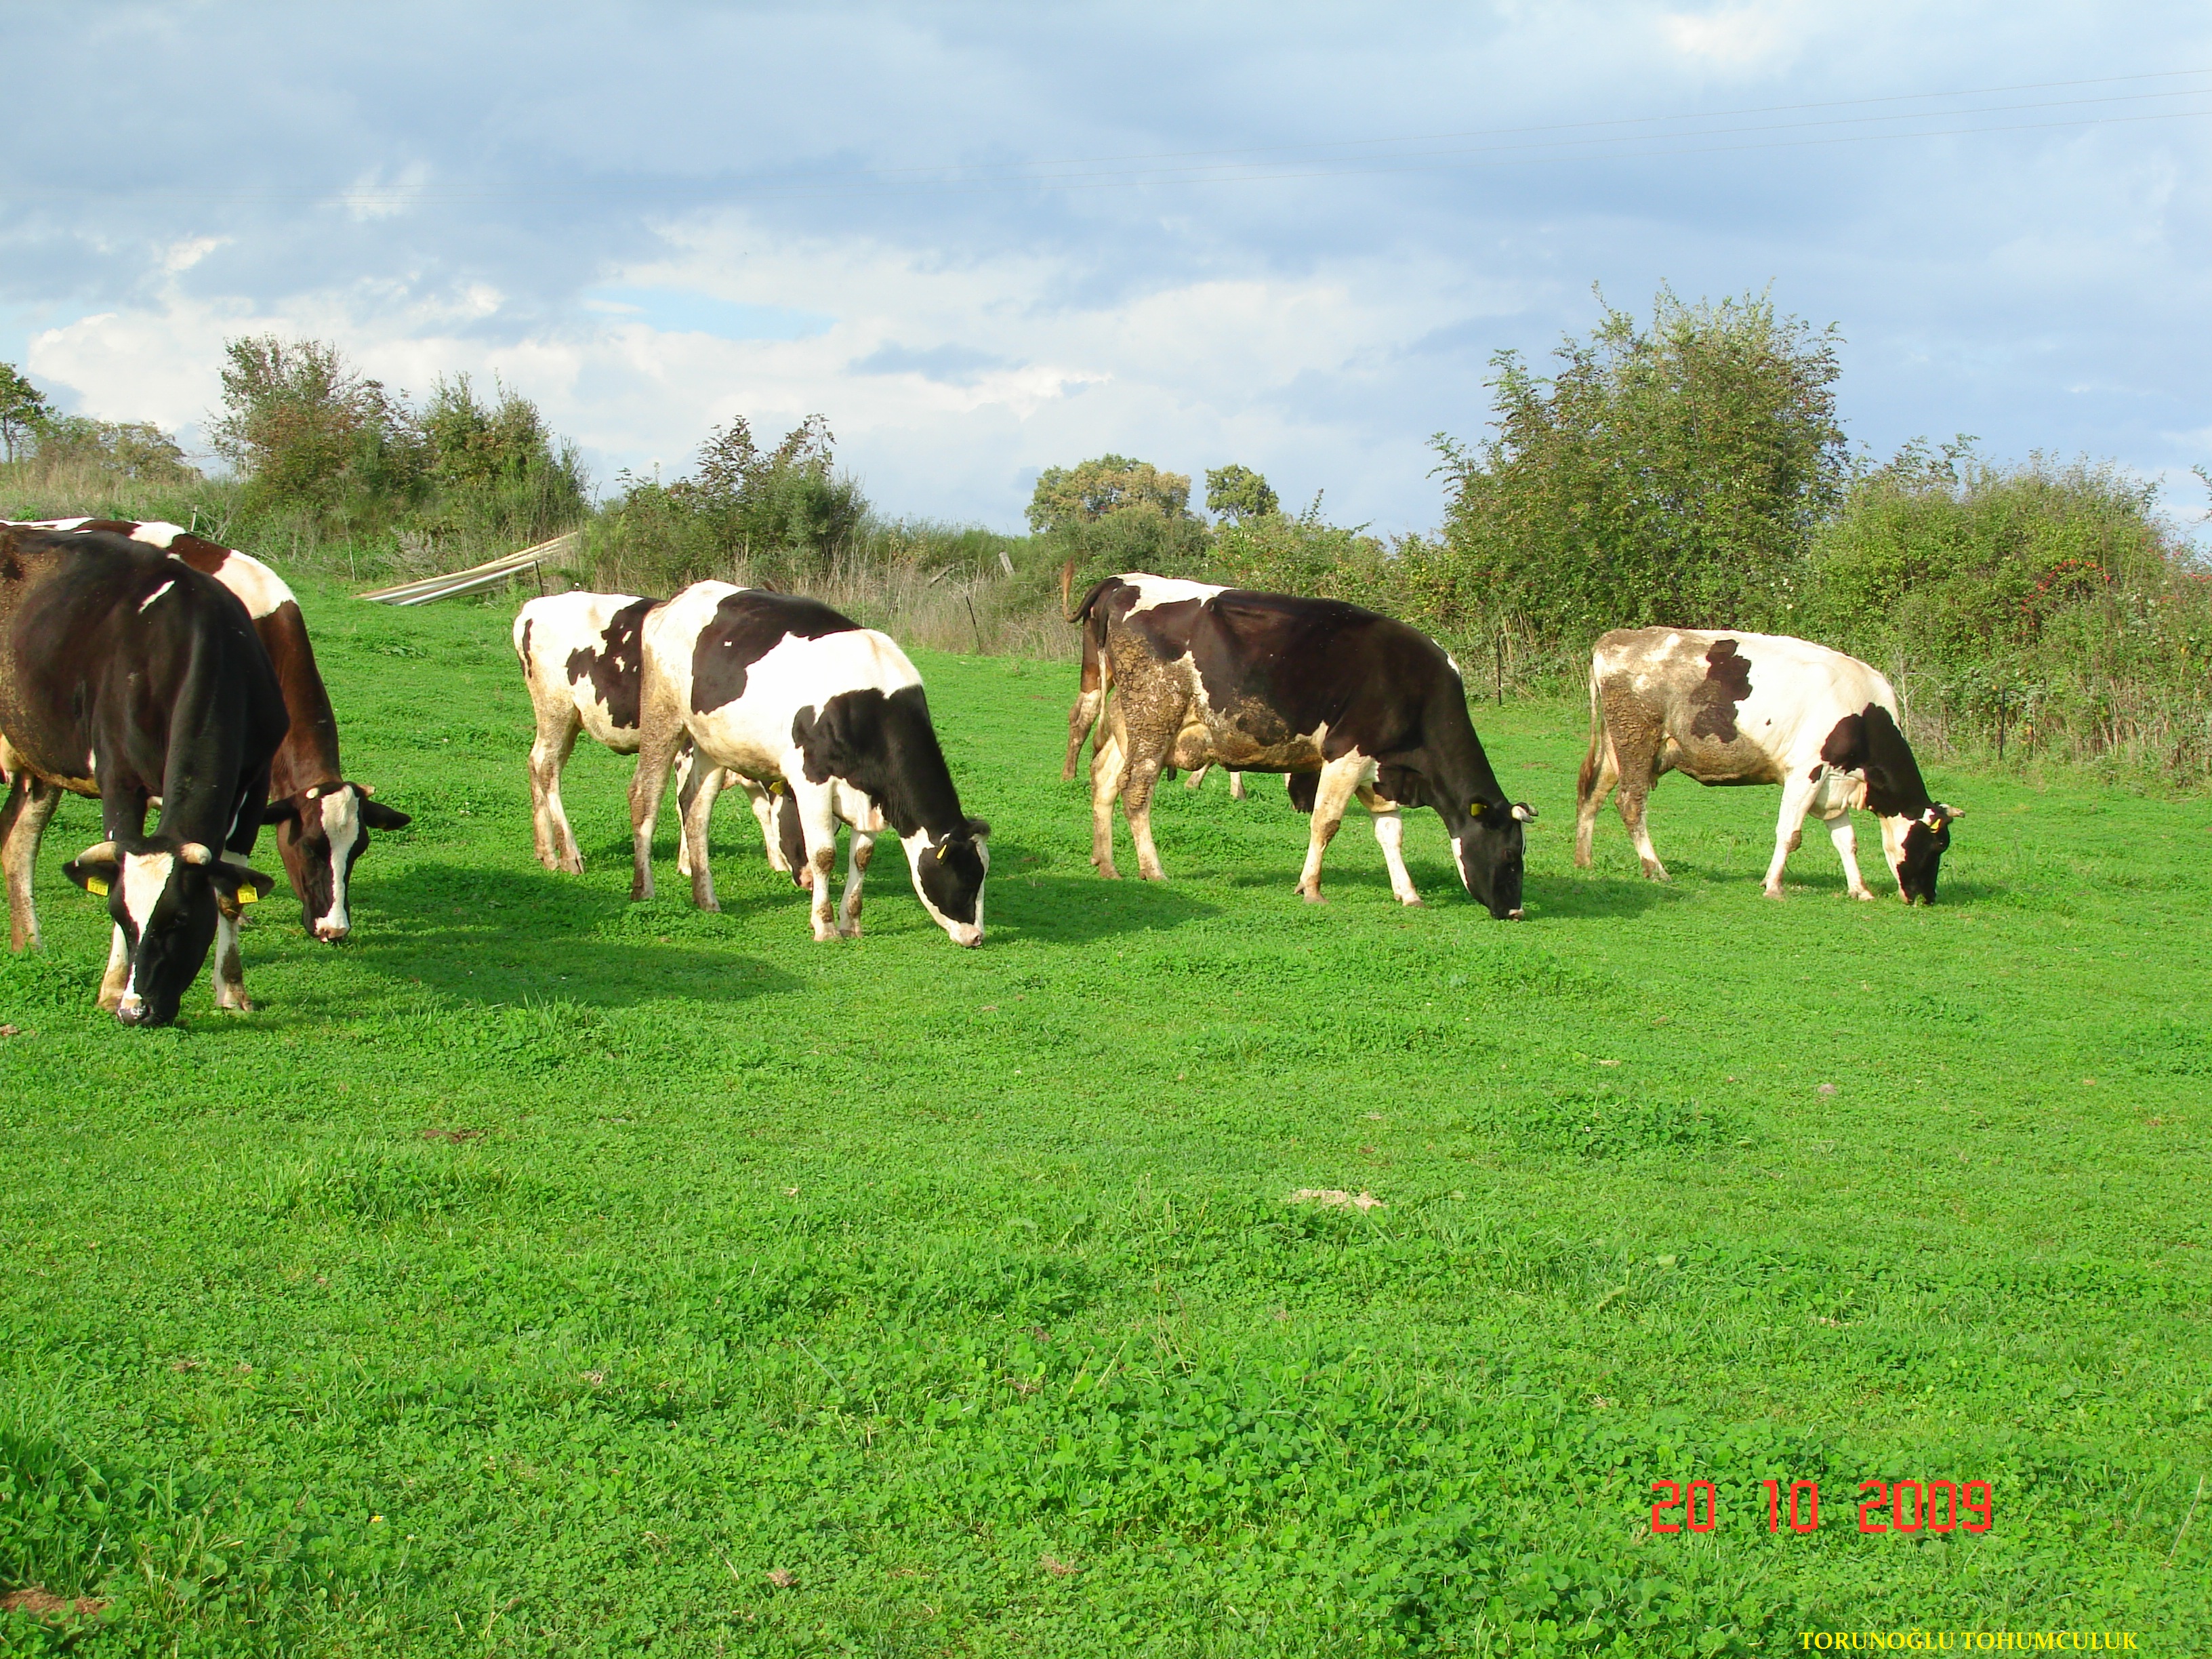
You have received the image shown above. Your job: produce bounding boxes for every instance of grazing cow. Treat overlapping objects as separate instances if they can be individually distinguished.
[628,583,990,945]
[0,525,284,1025]
[1574,628,1963,903]
[18,518,408,940]
[514,590,791,880]
[1067,573,1535,915]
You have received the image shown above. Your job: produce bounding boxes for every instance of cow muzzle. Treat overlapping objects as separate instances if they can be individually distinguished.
[950,923,983,948]
[314,920,350,941]
[1507,908,1525,920]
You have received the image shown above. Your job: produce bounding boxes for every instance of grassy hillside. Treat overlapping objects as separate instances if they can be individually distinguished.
[1,579,2207,1655]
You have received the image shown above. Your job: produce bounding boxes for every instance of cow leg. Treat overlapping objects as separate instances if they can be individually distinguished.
[737,779,791,875]
[1607,733,1668,881]
[1761,773,1824,897]
[1183,764,1209,792]
[1826,810,1877,901]
[1359,787,1423,906]
[1229,771,1247,802]
[1088,716,1130,879]
[626,721,688,906]
[1295,756,1367,903]
[673,744,704,880]
[209,908,251,1011]
[790,783,842,941]
[528,705,584,874]
[1,773,62,950]
[98,926,131,1012]
[1063,684,1104,783]
[679,756,728,901]
[838,829,875,937]
[1120,735,1180,882]
[1574,735,1620,869]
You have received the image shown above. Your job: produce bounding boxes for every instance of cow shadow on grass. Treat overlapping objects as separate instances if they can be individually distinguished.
[334,861,804,1010]
[1532,870,1688,922]
[975,840,1219,944]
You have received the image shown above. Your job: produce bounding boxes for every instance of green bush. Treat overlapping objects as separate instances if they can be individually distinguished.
[1807,446,2212,777]
[584,413,865,595]
[1425,287,1846,650]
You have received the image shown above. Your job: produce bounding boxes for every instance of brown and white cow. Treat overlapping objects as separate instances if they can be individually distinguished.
[19,519,408,940]
[1067,573,1534,914]
[0,525,285,1025]
[1574,628,1963,903]
[629,583,989,945]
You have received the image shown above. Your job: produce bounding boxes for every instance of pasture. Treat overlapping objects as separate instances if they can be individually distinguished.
[1,577,2207,1656]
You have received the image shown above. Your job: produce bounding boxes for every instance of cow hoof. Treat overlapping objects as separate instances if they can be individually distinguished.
[1399,896,1425,908]
[217,997,254,1014]
[1298,886,1327,905]
[1095,863,1121,880]
[1762,885,1784,900]
[1850,888,1875,903]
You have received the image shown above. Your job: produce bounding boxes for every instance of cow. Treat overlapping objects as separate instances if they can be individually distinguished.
[18,518,408,941]
[627,583,990,945]
[1067,573,1536,916]
[0,524,285,1025]
[514,590,802,881]
[1574,628,1963,903]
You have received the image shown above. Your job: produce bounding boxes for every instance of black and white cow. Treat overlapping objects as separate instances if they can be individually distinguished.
[514,590,834,882]
[1574,628,1963,903]
[1067,573,1535,915]
[19,519,408,941]
[628,583,990,945]
[0,525,285,1025]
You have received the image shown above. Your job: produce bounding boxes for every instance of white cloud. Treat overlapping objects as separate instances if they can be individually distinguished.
[26,211,1513,527]
[1660,1,1818,68]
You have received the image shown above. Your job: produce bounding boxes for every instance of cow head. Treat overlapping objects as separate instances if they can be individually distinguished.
[1879,803,1963,905]
[63,838,275,1026]
[1450,797,1538,920]
[904,817,991,947]
[262,782,409,940]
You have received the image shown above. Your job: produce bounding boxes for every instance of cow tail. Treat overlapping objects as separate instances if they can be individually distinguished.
[1575,659,1604,808]
[1062,569,1117,781]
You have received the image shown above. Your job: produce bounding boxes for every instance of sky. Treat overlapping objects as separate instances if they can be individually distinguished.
[3,2,2209,537]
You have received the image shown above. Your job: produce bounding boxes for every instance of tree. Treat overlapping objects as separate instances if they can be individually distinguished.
[209,335,422,516]
[0,361,52,463]
[1027,454,1192,533]
[1204,463,1279,523]
[32,415,197,483]
[1428,287,1846,643]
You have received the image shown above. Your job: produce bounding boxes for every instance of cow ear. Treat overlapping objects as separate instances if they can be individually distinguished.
[964,816,991,841]
[1939,803,1964,821]
[64,842,123,897]
[1511,802,1537,822]
[359,797,411,830]
[208,862,276,905]
[262,796,302,826]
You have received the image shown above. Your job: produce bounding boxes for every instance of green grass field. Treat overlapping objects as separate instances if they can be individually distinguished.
[2,577,2207,1656]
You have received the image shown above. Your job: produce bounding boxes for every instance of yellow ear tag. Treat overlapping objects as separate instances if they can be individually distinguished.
[87,878,108,897]
[935,842,948,861]
[237,886,260,905]
[1468,801,1483,817]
